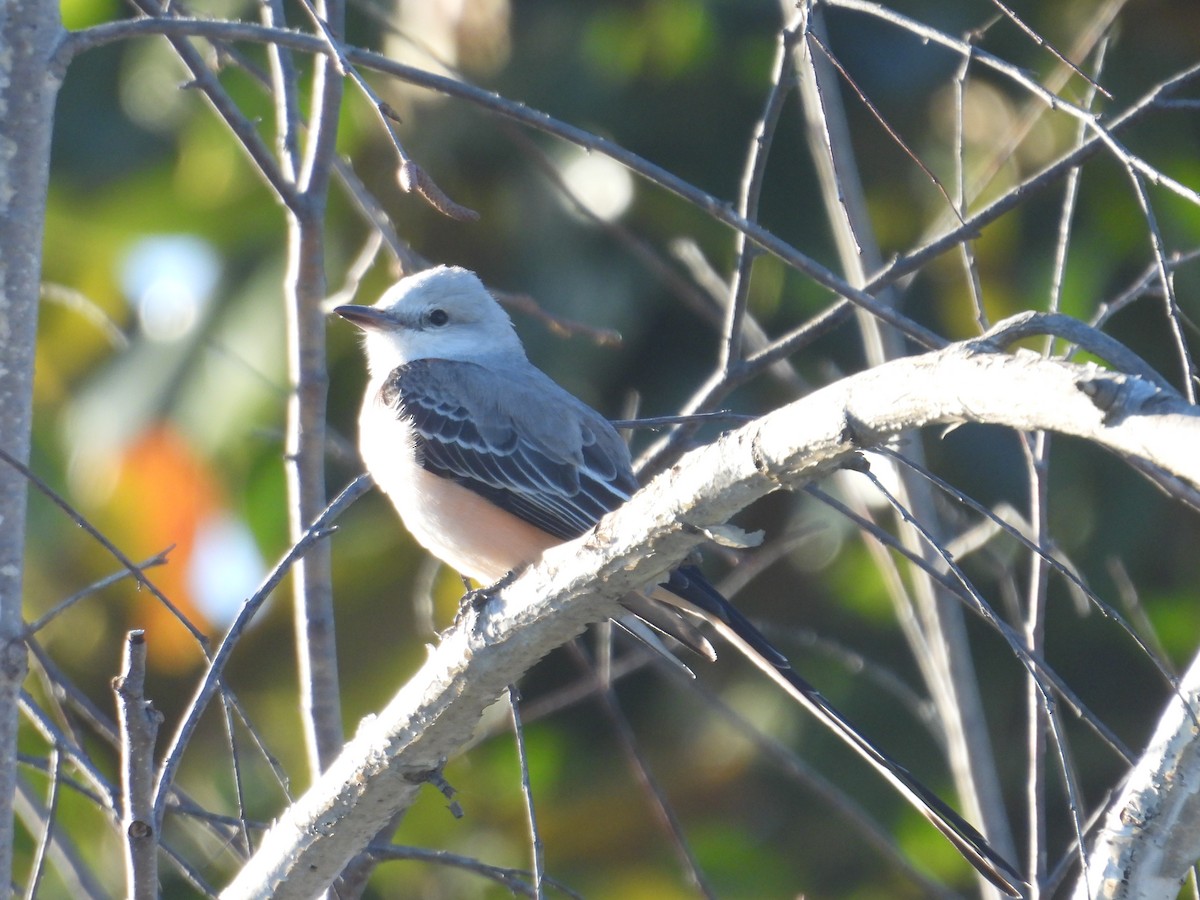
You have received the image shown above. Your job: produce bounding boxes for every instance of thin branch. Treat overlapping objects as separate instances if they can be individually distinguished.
[39,282,129,350]
[721,12,804,371]
[1044,687,1092,898]
[984,0,1111,100]
[1020,431,1052,892]
[20,693,116,814]
[976,311,1176,393]
[1089,248,1200,335]
[285,0,347,777]
[114,631,162,900]
[22,748,60,900]
[14,772,106,900]
[879,446,1180,693]
[0,447,206,646]
[219,691,253,858]
[567,646,717,899]
[825,0,1200,211]
[1107,559,1175,674]
[152,474,371,828]
[24,549,173,637]
[260,0,301,181]
[295,0,344,197]
[1125,170,1197,401]
[634,299,850,474]
[807,29,964,224]
[507,686,544,900]
[120,0,296,204]
[492,290,623,347]
[322,230,384,309]
[365,844,582,899]
[807,484,1134,765]
[951,44,988,330]
[295,0,477,220]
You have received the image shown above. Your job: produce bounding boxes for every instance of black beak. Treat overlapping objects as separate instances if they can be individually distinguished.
[335,305,393,331]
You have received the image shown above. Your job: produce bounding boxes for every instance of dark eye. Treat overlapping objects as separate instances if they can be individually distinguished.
[427,308,449,327]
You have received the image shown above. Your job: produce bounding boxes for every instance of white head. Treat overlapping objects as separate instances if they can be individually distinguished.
[336,266,525,378]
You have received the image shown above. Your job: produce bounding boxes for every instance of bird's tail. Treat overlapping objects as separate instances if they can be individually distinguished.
[654,566,1026,899]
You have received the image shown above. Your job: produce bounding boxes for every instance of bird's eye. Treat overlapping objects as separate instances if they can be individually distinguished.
[427,308,449,327]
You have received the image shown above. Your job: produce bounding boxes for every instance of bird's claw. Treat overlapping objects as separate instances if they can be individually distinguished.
[454,569,518,623]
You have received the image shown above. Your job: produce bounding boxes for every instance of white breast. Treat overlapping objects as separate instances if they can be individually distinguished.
[357,384,559,584]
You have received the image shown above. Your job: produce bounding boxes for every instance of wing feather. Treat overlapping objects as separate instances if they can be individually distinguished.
[381,358,637,541]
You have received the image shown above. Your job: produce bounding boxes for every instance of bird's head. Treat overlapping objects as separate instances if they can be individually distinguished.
[336,266,525,377]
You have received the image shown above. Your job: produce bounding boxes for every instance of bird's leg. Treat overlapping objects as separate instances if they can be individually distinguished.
[455,569,520,621]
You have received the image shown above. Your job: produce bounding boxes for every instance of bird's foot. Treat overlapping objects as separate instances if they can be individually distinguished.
[455,569,519,622]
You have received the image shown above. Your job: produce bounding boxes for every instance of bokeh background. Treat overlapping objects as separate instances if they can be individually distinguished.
[24,0,1200,895]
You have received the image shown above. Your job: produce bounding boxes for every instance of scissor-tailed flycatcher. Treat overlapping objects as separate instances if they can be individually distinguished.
[337,265,1023,897]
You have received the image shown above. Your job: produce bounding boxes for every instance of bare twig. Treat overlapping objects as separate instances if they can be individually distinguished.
[975,311,1176,393]
[1125,169,1197,401]
[365,843,582,899]
[24,549,173,637]
[14,770,106,900]
[22,748,60,900]
[1020,430,1053,892]
[260,0,301,180]
[566,646,716,899]
[295,0,478,220]
[807,29,964,224]
[951,44,988,330]
[39,283,129,349]
[880,447,1173,684]
[492,290,623,346]
[282,0,347,777]
[0,448,206,646]
[984,0,1111,100]
[20,692,116,815]
[114,631,162,900]
[152,474,371,828]
[507,686,544,900]
[807,484,1134,765]
[721,12,804,371]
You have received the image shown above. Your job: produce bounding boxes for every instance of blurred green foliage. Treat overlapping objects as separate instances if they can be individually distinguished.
[23,0,1200,895]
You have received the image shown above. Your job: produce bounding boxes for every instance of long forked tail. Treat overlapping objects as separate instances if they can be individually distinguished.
[656,567,1027,899]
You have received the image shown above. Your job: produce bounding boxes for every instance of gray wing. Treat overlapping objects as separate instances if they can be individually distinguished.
[381,358,638,541]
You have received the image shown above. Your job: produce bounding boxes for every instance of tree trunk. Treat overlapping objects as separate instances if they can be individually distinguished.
[0,0,65,890]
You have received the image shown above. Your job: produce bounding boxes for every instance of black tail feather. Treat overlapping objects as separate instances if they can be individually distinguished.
[657,567,1026,898]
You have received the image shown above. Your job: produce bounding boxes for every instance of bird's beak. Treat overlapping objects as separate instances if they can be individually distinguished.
[335,305,393,331]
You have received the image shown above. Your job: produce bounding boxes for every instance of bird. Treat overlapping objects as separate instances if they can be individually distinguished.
[336,265,1024,897]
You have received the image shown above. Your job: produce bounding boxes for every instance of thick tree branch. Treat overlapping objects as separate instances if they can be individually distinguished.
[223,332,1199,898]
[1072,648,1200,900]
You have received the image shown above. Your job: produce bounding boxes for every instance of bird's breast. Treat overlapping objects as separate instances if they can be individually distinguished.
[358,388,560,584]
